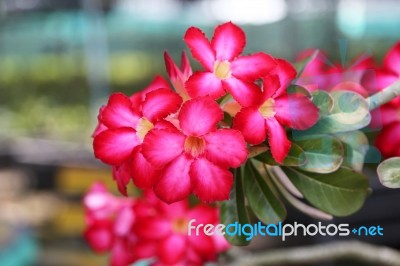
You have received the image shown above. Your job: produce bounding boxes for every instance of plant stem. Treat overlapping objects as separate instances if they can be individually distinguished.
[228,240,400,266]
[367,80,400,110]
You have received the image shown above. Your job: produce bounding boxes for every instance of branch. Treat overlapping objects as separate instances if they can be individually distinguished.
[367,80,400,110]
[228,240,400,266]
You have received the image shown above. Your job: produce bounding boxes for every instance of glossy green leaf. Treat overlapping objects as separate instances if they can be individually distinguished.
[336,131,369,172]
[312,90,333,117]
[220,168,251,246]
[294,49,320,78]
[244,162,287,224]
[377,157,400,188]
[283,167,369,216]
[295,135,344,173]
[295,91,371,136]
[255,142,306,166]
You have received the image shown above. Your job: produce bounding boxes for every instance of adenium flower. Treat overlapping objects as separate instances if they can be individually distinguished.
[133,190,230,266]
[164,51,192,101]
[83,183,229,266]
[233,59,319,163]
[142,97,248,203]
[184,22,276,107]
[93,76,182,194]
[296,48,375,96]
[83,182,137,266]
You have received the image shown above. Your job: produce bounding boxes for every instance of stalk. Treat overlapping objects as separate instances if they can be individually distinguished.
[367,80,400,110]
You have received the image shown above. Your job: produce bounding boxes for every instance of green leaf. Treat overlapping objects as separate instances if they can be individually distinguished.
[283,167,369,216]
[294,49,320,78]
[220,168,251,246]
[255,142,306,166]
[312,90,334,117]
[295,135,344,173]
[377,157,400,188]
[295,91,371,136]
[336,131,369,172]
[244,162,287,224]
[287,85,312,98]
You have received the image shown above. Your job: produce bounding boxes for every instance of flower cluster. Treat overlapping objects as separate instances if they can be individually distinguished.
[84,183,229,266]
[93,22,319,203]
[295,43,400,158]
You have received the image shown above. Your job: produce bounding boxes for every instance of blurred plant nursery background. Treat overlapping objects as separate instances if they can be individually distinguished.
[0,0,400,265]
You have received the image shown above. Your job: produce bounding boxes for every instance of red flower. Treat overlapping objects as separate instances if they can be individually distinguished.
[93,76,182,194]
[83,183,137,266]
[133,191,230,266]
[296,49,375,95]
[184,22,276,107]
[142,97,248,203]
[164,51,193,101]
[83,184,230,266]
[233,59,319,163]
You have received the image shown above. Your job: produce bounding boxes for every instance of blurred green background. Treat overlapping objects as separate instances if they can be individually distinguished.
[0,0,399,265]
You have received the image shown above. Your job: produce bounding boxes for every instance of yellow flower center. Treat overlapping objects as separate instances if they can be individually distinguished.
[213,60,232,80]
[259,98,276,118]
[184,136,206,157]
[172,217,188,234]
[136,118,154,141]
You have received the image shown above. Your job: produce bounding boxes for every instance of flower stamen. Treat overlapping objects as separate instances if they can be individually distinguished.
[213,60,232,80]
[259,98,276,118]
[184,136,206,157]
[137,118,154,141]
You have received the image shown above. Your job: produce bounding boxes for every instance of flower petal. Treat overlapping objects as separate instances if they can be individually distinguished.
[154,154,193,204]
[131,149,161,189]
[274,94,319,130]
[184,27,216,71]
[231,52,276,82]
[265,118,291,163]
[158,235,186,265]
[84,221,113,253]
[383,42,400,76]
[187,232,216,261]
[142,75,171,95]
[375,122,400,158]
[135,217,172,240]
[102,93,141,129]
[142,88,182,122]
[223,77,261,107]
[233,107,267,145]
[188,205,218,225]
[112,160,132,196]
[204,129,248,168]
[142,129,185,168]
[93,128,139,165]
[271,58,297,98]
[114,206,135,237]
[371,105,400,128]
[185,71,226,100]
[211,22,245,61]
[179,97,223,136]
[190,158,233,202]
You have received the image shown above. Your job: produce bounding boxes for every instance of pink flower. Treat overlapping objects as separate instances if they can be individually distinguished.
[83,183,137,266]
[184,22,276,107]
[133,191,230,266]
[83,184,230,266]
[296,49,375,95]
[164,51,192,101]
[233,59,319,163]
[142,97,248,203]
[93,76,182,194]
